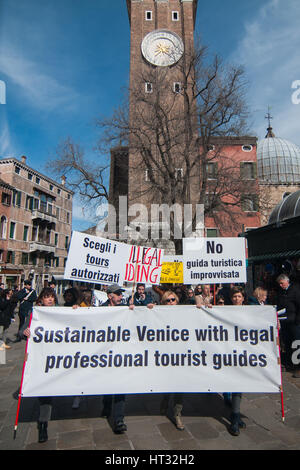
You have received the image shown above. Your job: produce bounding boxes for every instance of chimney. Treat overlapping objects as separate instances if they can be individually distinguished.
[21,155,27,164]
[61,175,66,186]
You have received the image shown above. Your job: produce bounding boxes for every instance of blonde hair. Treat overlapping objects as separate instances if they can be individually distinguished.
[161,290,179,305]
[253,287,267,301]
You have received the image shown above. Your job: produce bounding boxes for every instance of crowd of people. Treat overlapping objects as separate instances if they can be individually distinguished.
[1,274,300,444]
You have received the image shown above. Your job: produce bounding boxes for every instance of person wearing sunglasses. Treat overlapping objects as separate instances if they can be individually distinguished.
[159,291,185,430]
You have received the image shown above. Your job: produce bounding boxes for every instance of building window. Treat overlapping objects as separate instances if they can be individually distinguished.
[0,216,7,238]
[1,192,11,205]
[21,253,29,265]
[54,233,58,246]
[30,253,37,266]
[145,169,150,182]
[241,194,259,212]
[57,188,61,195]
[206,162,218,179]
[240,162,256,179]
[9,222,16,239]
[145,10,152,21]
[173,82,182,93]
[36,176,40,184]
[145,82,153,93]
[242,145,253,152]
[172,11,179,21]
[13,190,22,207]
[28,173,33,180]
[65,236,69,249]
[206,228,219,237]
[66,212,70,224]
[7,251,15,264]
[23,225,29,241]
[205,193,220,213]
[14,166,20,174]
[32,224,38,241]
[50,184,53,191]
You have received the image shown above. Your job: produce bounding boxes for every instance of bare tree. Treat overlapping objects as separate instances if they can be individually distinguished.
[47,137,109,219]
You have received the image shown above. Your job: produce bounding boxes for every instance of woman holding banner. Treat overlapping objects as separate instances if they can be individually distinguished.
[227,286,247,436]
[159,290,185,431]
[23,287,57,443]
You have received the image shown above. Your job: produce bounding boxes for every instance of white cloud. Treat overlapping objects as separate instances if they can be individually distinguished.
[0,51,79,112]
[231,0,300,144]
[0,113,16,157]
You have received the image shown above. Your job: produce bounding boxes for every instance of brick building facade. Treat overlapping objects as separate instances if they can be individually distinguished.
[0,156,73,291]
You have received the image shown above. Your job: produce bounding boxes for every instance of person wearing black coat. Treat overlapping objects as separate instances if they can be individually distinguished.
[0,289,15,350]
[14,280,37,342]
[276,274,300,377]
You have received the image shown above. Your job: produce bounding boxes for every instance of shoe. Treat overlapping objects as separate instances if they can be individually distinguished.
[72,396,81,409]
[175,415,185,431]
[38,422,48,443]
[228,413,241,436]
[292,369,300,378]
[238,416,246,429]
[113,420,127,434]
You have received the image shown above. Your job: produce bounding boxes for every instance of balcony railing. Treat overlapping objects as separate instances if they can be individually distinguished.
[32,208,56,224]
[29,242,56,254]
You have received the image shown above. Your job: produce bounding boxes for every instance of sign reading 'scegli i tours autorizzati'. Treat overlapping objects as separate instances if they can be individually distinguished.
[64,231,164,286]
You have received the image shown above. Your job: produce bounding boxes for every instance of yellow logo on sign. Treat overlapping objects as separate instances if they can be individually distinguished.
[160,262,183,284]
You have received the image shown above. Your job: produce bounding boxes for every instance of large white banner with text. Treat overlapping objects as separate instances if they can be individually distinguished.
[22,305,281,397]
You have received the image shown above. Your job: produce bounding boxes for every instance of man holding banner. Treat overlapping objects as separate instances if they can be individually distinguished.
[100,284,128,434]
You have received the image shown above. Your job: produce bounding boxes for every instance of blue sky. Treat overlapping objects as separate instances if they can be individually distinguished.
[0,0,299,230]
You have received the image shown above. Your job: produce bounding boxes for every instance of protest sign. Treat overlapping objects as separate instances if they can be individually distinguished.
[183,237,247,285]
[21,305,281,397]
[125,245,163,285]
[160,262,183,284]
[64,231,131,286]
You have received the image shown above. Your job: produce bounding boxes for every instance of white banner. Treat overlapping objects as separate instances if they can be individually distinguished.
[21,305,281,397]
[183,237,247,284]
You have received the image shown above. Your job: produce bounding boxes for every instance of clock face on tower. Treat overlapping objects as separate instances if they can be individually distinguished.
[141,30,184,67]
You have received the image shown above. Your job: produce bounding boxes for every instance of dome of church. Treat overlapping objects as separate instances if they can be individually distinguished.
[257,127,300,184]
[268,189,300,224]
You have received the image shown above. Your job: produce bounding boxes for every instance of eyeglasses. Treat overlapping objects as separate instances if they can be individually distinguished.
[166,298,176,303]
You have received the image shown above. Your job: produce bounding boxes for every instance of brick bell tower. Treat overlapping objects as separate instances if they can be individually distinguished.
[125,0,198,216]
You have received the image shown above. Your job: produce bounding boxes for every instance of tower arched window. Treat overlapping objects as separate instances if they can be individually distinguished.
[0,215,7,239]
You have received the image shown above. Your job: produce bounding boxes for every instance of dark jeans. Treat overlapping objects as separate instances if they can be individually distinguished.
[103,394,126,423]
[38,397,52,422]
